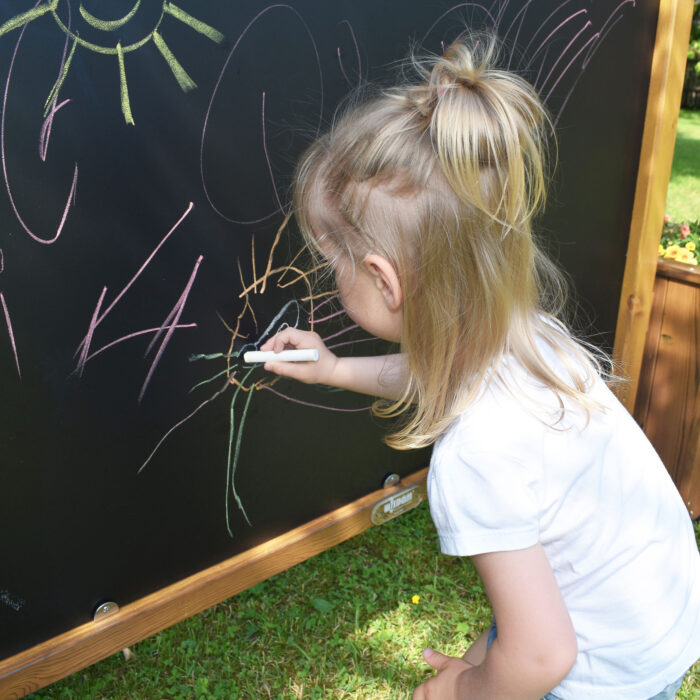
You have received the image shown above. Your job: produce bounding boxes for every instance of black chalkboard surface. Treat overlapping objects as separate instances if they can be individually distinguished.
[0,0,658,660]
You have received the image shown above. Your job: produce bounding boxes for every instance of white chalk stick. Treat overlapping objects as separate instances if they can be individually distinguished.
[243,349,319,363]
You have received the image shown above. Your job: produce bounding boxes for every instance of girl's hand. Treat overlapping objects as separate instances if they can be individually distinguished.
[260,329,406,399]
[413,649,474,700]
[259,328,338,385]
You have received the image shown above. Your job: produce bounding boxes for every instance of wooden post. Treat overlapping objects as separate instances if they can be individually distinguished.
[634,260,700,516]
[612,0,694,411]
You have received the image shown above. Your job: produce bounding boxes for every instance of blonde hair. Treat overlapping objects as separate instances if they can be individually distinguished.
[294,35,607,449]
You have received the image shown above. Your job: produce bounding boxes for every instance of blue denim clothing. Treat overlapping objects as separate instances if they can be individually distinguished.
[646,675,685,700]
[485,620,686,699]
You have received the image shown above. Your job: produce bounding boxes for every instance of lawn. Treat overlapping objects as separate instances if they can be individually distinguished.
[30,503,492,699]
[28,515,700,700]
[25,112,700,700]
[665,109,700,223]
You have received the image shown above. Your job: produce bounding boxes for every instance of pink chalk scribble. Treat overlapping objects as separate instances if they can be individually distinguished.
[139,254,204,402]
[337,47,351,87]
[321,323,359,343]
[1,18,78,245]
[39,99,70,162]
[75,285,107,378]
[341,20,361,79]
[542,29,598,104]
[421,0,636,131]
[73,203,201,401]
[85,324,197,364]
[525,8,588,72]
[311,307,345,325]
[40,0,73,162]
[200,4,322,225]
[0,291,20,378]
[261,91,285,215]
[260,384,371,412]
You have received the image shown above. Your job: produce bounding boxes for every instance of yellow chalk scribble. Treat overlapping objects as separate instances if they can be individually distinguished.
[0,0,224,124]
[79,1,141,32]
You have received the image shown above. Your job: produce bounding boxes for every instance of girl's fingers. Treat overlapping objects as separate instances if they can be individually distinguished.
[264,361,305,381]
[261,328,321,354]
[264,358,321,384]
[260,330,336,384]
[257,329,335,384]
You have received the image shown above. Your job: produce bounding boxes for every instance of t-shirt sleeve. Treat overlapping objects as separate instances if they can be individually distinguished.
[428,445,541,556]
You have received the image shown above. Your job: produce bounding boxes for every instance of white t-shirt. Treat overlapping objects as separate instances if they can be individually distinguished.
[427,344,700,699]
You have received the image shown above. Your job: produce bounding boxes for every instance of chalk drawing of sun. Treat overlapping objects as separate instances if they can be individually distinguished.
[0,0,224,124]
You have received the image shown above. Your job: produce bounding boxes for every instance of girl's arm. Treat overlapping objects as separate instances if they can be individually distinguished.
[259,328,408,400]
[414,544,577,700]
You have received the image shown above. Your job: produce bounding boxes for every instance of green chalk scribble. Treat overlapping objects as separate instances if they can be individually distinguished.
[44,34,78,117]
[225,372,256,536]
[189,366,234,394]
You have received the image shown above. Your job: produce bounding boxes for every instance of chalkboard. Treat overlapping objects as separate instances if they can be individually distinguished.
[0,0,659,662]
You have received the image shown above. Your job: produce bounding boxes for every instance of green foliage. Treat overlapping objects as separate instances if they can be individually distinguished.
[684,4,700,107]
[659,218,699,265]
[665,110,700,222]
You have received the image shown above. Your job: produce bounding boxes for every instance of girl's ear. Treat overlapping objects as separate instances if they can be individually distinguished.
[363,254,403,311]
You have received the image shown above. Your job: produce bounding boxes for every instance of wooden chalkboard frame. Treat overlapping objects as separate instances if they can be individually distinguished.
[0,469,428,698]
[0,0,693,696]
[612,0,694,410]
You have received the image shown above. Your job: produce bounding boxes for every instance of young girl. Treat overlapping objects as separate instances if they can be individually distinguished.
[259,37,700,699]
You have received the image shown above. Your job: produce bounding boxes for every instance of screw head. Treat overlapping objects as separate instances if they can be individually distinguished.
[383,473,400,488]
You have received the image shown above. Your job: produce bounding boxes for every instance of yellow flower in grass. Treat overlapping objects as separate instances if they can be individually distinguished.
[412,595,421,605]
[664,244,682,260]
[686,241,696,252]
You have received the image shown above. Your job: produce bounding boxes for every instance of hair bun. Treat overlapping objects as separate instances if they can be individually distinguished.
[430,39,493,95]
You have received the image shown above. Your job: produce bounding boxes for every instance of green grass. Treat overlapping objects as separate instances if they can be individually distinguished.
[27,510,700,699]
[665,109,700,222]
[30,504,492,699]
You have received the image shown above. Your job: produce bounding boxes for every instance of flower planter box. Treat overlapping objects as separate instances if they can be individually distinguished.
[634,259,700,518]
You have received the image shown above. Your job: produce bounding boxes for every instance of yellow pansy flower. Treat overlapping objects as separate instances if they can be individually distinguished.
[664,244,682,259]
[678,250,698,265]
[685,241,696,252]
[658,244,666,255]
